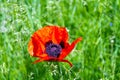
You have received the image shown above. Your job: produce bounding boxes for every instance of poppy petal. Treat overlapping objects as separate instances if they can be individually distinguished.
[33,26,53,44]
[33,26,60,44]
[28,34,46,57]
[59,37,82,59]
[53,27,68,44]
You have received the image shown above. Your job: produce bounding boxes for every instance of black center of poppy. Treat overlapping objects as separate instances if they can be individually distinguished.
[45,42,62,57]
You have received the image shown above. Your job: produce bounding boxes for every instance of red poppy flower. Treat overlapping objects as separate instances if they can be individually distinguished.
[28,26,82,67]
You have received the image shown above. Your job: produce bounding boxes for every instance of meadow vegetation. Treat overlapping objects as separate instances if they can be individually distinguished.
[0,0,120,80]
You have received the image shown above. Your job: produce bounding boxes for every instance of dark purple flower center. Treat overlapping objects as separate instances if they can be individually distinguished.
[45,41,62,57]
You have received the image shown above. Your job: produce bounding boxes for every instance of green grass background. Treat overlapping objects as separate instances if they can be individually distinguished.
[0,0,120,80]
